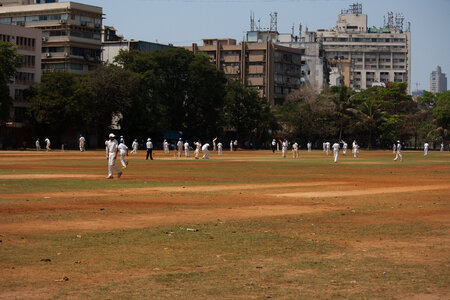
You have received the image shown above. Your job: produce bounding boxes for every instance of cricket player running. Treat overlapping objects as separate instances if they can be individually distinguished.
[332,142,340,163]
[292,142,299,158]
[424,142,429,156]
[131,139,138,154]
[184,140,190,157]
[393,140,403,162]
[79,135,86,152]
[105,133,122,179]
[118,140,129,168]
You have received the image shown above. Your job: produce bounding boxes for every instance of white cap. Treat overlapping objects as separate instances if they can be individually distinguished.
[397,140,400,143]
[109,133,115,138]
[147,138,151,141]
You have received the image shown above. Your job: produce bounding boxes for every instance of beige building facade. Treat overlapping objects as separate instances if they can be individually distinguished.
[184,38,302,105]
[1,23,41,127]
[0,1,102,74]
[315,4,411,93]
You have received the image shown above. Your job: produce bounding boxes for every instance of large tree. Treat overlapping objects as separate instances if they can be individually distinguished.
[115,48,227,139]
[223,79,275,143]
[0,41,21,122]
[28,72,94,138]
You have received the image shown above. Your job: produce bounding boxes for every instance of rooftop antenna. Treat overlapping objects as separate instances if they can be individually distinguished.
[386,11,394,28]
[270,11,278,32]
[395,13,404,32]
[414,82,420,92]
[250,11,255,31]
[291,24,295,36]
[406,21,411,32]
[257,18,261,31]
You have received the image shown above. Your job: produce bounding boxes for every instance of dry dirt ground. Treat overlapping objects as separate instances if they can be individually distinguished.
[0,149,449,299]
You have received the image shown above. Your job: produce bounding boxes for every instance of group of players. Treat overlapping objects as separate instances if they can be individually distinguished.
[33,134,445,179]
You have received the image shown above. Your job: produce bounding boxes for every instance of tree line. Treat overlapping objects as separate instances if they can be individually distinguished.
[279,83,449,149]
[1,40,448,149]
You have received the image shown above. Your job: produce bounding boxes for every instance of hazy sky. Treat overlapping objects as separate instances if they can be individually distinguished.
[82,0,449,92]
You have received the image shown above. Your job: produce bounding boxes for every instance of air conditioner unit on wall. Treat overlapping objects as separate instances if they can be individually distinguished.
[46,53,51,57]
[42,37,48,42]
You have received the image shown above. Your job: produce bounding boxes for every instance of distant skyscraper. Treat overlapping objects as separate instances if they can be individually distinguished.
[430,66,447,93]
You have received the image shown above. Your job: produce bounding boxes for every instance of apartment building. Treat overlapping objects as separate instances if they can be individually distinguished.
[0,23,41,127]
[0,1,102,74]
[253,30,329,93]
[430,66,447,93]
[315,3,411,93]
[184,38,303,105]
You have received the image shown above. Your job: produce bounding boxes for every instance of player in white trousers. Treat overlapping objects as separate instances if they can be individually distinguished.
[184,141,190,157]
[440,143,444,151]
[307,142,312,152]
[332,142,340,163]
[118,141,128,168]
[35,138,41,151]
[230,140,233,152]
[44,137,51,151]
[342,141,348,155]
[163,139,169,154]
[213,137,217,151]
[217,142,223,155]
[325,142,331,156]
[424,142,429,156]
[282,139,288,158]
[393,143,397,154]
[352,140,359,158]
[393,140,403,161]
[177,138,183,158]
[202,143,210,159]
[106,133,122,179]
[292,142,299,158]
[194,141,201,159]
[131,139,138,154]
[79,135,86,152]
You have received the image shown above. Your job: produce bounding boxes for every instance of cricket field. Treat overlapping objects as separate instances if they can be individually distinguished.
[0,149,449,299]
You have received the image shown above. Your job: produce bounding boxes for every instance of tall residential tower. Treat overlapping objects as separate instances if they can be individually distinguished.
[430,66,447,93]
[315,3,411,93]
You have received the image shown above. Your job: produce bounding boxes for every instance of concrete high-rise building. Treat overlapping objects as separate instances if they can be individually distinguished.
[430,66,447,93]
[248,29,329,93]
[1,23,41,128]
[314,3,411,93]
[184,38,302,105]
[0,1,102,74]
